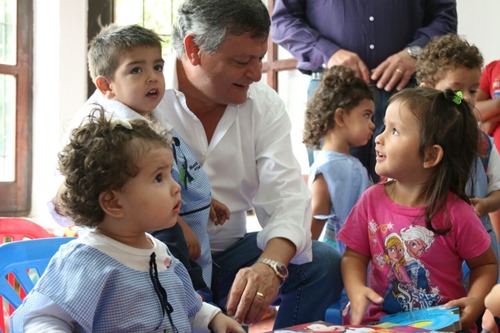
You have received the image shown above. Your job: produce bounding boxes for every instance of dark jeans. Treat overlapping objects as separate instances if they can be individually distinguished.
[211,232,342,329]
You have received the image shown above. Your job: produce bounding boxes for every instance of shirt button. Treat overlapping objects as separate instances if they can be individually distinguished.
[369,44,375,50]
[369,16,374,21]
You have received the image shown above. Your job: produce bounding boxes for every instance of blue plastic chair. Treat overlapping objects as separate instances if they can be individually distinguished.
[325,300,342,324]
[0,237,75,333]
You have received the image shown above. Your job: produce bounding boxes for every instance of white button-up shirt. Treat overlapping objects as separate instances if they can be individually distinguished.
[157,59,313,264]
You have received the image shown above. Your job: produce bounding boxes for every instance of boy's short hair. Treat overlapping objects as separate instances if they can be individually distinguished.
[416,34,483,86]
[88,24,163,82]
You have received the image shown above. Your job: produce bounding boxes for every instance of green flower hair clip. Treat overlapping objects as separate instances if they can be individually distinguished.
[453,91,463,105]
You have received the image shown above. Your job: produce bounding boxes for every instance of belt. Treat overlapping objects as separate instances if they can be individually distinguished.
[311,71,323,80]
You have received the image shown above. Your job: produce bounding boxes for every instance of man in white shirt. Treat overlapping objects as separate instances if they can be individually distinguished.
[155,0,342,328]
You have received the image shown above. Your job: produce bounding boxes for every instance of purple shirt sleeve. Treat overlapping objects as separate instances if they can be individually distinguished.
[271,0,457,73]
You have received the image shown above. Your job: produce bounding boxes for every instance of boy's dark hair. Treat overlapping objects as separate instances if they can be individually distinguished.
[303,65,374,148]
[57,107,170,227]
[389,87,479,234]
[416,34,483,86]
[88,24,163,82]
[172,0,270,57]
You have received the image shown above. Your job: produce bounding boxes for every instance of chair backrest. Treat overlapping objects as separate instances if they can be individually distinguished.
[0,218,53,243]
[0,237,75,333]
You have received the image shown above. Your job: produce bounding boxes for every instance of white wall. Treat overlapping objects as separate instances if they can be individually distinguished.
[457,0,500,64]
[29,0,500,219]
[31,0,87,220]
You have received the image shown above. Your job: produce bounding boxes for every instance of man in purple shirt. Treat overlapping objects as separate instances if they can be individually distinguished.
[271,0,457,181]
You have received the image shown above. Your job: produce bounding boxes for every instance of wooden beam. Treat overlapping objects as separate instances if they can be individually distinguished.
[261,0,297,91]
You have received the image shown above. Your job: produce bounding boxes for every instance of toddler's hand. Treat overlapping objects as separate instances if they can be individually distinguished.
[208,312,246,333]
[349,286,383,325]
[470,197,487,218]
[446,296,483,330]
[178,221,201,260]
[211,199,231,225]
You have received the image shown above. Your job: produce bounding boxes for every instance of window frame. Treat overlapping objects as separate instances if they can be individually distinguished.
[88,0,296,94]
[0,0,33,215]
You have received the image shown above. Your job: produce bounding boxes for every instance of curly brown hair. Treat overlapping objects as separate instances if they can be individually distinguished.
[57,107,171,227]
[303,66,373,149]
[416,34,483,86]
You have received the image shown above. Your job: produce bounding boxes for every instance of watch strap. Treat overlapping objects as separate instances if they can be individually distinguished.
[256,258,287,283]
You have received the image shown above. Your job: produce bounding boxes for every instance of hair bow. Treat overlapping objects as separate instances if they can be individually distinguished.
[110,117,133,130]
[453,91,463,105]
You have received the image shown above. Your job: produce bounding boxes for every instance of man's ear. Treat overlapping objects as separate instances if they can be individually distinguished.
[334,108,346,126]
[184,34,201,65]
[423,144,443,169]
[95,76,115,99]
[99,190,124,218]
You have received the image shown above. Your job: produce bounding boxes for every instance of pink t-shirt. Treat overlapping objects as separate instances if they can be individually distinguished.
[338,183,490,325]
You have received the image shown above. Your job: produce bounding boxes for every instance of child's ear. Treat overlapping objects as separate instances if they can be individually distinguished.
[184,34,201,65]
[334,108,345,126]
[419,82,431,88]
[423,144,443,168]
[99,190,124,218]
[95,76,116,99]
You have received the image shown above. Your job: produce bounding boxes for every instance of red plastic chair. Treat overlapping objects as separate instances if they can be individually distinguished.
[0,218,53,333]
[0,218,52,243]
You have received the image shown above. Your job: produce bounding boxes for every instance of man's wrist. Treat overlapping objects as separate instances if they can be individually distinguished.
[256,258,289,285]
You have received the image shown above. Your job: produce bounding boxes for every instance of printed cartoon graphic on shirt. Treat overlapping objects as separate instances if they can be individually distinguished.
[370,221,442,313]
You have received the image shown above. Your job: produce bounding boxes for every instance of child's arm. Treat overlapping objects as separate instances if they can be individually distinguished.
[471,189,500,218]
[480,114,500,136]
[310,173,332,240]
[471,145,500,217]
[485,284,500,318]
[208,312,246,333]
[177,216,201,260]
[342,248,384,324]
[475,89,500,124]
[210,198,230,225]
[446,247,498,330]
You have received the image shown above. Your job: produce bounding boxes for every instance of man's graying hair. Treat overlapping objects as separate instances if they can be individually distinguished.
[88,24,163,82]
[172,0,270,57]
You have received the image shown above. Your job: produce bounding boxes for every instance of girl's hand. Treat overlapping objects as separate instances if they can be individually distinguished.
[211,198,231,225]
[349,286,384,325]
[208,312,246,333]
[446,296,483,330]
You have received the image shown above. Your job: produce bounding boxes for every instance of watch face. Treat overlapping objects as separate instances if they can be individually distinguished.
[409,45,422,57]
[276,263,288,278]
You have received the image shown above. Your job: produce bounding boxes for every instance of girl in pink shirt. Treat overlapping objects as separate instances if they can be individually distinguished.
[338,87,498,332]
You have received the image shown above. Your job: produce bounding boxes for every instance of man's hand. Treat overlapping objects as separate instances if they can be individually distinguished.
[225,262,281,325]
[327,49,370,84]
[370,49,416,91]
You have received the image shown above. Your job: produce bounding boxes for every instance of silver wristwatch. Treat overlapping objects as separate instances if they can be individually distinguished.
[407,45,422,58]
[256,258,289,284]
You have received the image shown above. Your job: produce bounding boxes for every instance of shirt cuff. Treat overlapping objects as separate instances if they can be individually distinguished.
[192,302,221,332]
